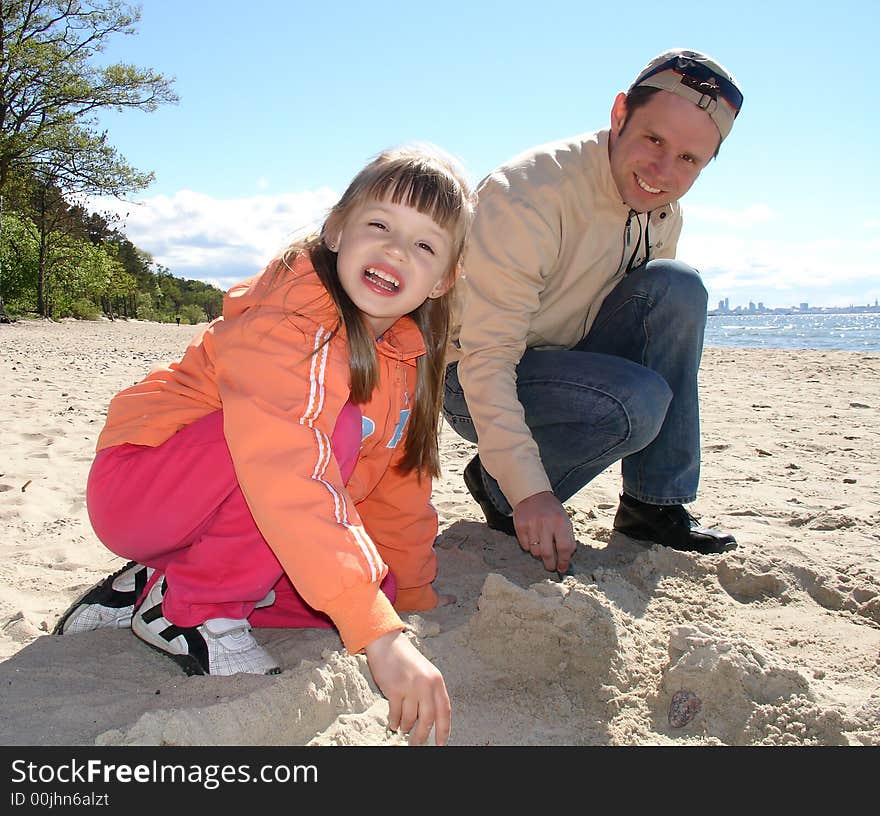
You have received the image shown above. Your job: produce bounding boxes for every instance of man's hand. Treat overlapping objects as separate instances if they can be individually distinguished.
[512,491,577,572]
[365,630,451,746]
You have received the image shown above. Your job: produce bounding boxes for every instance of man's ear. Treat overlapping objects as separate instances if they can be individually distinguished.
[610,92,628,136]
[428,264,462,298]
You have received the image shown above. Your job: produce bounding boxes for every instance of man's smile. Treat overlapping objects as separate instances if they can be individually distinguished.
[635,174,663,194]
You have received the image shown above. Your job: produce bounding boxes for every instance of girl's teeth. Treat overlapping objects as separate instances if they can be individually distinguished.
[365,267,399,288]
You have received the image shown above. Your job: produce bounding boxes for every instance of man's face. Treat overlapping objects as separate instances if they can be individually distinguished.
[608,89,720,212]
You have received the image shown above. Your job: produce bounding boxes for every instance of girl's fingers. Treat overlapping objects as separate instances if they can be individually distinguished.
[399,695,420,737]
[387,695,402,733]
[432,687,452,746]
[407,701,434,746]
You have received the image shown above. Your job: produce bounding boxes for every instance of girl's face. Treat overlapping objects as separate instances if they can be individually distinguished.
[330,196,456,337]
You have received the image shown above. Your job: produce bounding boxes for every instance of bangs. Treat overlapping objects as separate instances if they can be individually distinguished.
[365,161,463,233]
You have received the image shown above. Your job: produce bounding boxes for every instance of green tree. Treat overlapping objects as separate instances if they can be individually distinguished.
[98,240,136,317]
[76,206,156,314]
[11,167,75,315]
[0,207,36,313]
[178,302,206,325]
[156,266,182,316]
[0,0,178,317]
[50,237,104,317]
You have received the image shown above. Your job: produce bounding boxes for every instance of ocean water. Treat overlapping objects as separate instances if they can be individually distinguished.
[705,312,880,352]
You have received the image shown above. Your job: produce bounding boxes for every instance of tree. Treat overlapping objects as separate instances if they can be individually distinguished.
[22,167,70,315]
[17,161,150,316]
[0,207,37,310]
[0,0,178,317]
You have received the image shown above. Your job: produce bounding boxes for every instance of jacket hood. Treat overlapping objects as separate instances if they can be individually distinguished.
[223,251,338,324]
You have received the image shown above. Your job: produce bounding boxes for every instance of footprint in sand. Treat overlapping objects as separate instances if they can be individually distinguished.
[716,559,792,603]
[796,566,880,623]
[21,433,51,443]
[787,512,856,531]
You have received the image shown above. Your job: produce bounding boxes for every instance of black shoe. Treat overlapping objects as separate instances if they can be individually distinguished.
[613,492,737,554]
[463,455,516,536]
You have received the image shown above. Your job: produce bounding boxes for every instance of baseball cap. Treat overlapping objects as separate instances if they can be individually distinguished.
[629,48,743,141]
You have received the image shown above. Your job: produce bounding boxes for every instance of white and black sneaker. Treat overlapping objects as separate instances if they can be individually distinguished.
[53,561,154,635]
[131,576,281,677]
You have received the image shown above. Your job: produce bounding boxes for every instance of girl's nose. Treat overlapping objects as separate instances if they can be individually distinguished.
[384,236,407,260]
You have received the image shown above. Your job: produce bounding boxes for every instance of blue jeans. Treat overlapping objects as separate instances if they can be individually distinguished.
[443,259,707,514]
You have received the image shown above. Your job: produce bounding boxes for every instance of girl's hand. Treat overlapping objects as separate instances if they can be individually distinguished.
[364,630,451,746]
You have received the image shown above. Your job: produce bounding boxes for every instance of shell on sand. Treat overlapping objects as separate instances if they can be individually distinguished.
[668,690,702,728]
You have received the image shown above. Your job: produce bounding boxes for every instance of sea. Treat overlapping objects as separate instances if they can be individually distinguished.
[704,312,880,353]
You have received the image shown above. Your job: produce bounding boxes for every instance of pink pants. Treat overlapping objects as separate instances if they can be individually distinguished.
[86,407,395,628]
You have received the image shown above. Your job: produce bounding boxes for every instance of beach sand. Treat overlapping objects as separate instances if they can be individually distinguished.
[1,318,878,746]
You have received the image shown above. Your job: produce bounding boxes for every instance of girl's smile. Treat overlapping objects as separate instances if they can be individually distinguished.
[362,263,404,296]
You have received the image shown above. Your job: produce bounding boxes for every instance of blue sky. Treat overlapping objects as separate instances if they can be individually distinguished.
[89,0,879,309]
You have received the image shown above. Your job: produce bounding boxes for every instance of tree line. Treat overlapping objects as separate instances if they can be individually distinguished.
[1,164,224,323]
[0,0,222,324]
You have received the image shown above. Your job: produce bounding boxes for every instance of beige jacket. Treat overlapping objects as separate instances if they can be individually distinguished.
[449,128,683,507]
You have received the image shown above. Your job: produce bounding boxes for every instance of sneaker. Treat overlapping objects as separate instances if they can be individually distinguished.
[463,455,516,536]
[613,492,737,554]
[53,561,154,635]
[131,577,281,676]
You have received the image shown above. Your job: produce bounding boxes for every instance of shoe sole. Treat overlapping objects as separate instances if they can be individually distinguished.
[134,629,282,677]
[613,527,737,555]
[53,560,146,635]
[133,636,209,677]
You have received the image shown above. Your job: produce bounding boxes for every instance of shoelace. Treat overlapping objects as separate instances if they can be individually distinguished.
[661,504,699,528]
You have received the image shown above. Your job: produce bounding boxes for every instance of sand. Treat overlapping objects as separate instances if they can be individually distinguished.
[1,317,878,746]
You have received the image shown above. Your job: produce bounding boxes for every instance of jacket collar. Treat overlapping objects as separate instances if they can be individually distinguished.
[376,315,426,363]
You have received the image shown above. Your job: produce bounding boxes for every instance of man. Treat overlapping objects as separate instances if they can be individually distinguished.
[443,48,743,573]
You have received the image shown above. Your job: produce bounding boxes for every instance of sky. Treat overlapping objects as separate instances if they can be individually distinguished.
[87,0,879,310]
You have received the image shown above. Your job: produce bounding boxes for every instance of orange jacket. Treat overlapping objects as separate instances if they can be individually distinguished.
[96,252,439,654]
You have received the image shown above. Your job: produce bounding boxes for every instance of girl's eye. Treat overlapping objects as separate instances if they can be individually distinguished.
[417,242,435,254]
[368,221,387,230]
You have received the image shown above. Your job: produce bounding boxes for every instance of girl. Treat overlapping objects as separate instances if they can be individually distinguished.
[54,145,475,746]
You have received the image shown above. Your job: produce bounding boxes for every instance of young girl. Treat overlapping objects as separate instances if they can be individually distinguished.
[54,145,475,747]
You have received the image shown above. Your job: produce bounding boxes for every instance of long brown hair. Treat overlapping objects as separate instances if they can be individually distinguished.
[279,145,475,478]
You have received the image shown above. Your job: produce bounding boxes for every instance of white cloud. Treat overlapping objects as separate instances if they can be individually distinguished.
[679,231,880,308]
[89,187,339,289]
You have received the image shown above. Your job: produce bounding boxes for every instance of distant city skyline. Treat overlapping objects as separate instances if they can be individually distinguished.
[710,297,880,315]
